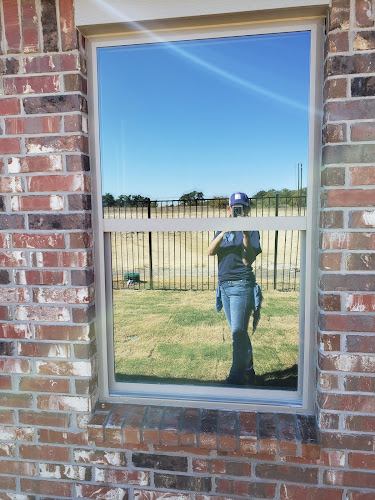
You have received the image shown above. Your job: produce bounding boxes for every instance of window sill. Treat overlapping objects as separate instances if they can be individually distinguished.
[88,403,319,456]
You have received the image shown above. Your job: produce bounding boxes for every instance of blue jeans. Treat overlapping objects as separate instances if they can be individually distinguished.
[220,279,255,382]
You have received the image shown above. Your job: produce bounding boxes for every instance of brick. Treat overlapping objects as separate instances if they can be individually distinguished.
[0,341,14,356]
[135,491,188,500]
[352,122,375,142]
[0,97,20,115]
[0,477,16,491]
[12,233,65,249]
[38,428,88,446]
[9,155,63,173]
[75,374,98,393]
[346,415,375,432]
[133,453,187,472]
[15,305,70,322]
[326,100,375,122]
[34,286,94,304]
[3,0,21,53]
[5,116,61,135]
[0,409,14,424]
[350,493,375,500]
[76,485,128,499]
[154,473,210,492]
[347,253,375,271]
[0,138,20,154]
[72,304,96,323]
[0,57,20,75]
[14,270,68,285]
[352,77,375,98]
[12,195,64,212]
[320,353,375,372]
[327,31,349,53]
[354,31,375,50]
[21,478,72,497]
[329,0,350,30]
[319,392,375,412]
[319,293,341,311]
[141,406,164,444]
[326,54,375,78]
[346,334,375,352]
[322,313,375,332]
[0,176,22,193]
[321,167,345,186]
[0,250,26,267]
[319,412,340,430]
[0,377,12,390]
[344,375,375,392]
[21,0,40,53]
[27,173,89,192]
[280,485,343,500]
[0,393,32,408]
[350,166,375,186]
[346,294,375,313]
[324,470,375,488]
[59,0,78,50]
[25,135,89,154]
[36,359,92,377]
[41,0,58,52]
[319,333,341,352]
[0,270,10,284]
[19,341,71,357]
[319,372,339,390]
[323,123,346,144]
[0,358,30,374]
[0,234,9,249]
[37,394,92,412]
[323,78,347,100]
[19,410,70,428]
[319,252,342,271]
[68,193,91,210]
[35,324,91,341]
[256,464,318,483]
[323,145,375,165]
[324,189,375,207]
[0,287,30,302]
[349,211,375,228]
[73,448,126,466]
[64,73,87,93]
[71,269,94,286]
[94,468,149,486]
[347,233,375,250]
[123,405,147,444]
[4,75,60,95]
[66,154,90,172]
[320,210,343,229]
[356,0,374,27]
[29,213,91,231]
[23,53,79,73]
[39,463,90,480]
[24,94,87,115]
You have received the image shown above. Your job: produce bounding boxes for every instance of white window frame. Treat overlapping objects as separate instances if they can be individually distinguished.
[87,16,324,412]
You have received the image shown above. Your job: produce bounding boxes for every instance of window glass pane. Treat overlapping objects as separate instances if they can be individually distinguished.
[111,230,300,390]
[98,32,311,206]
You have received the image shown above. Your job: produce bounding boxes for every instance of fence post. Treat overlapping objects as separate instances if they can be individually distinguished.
[148,200,153,289]
[273,193,279,290]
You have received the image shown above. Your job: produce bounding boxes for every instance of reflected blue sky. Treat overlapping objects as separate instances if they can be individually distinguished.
[98,31,311,199]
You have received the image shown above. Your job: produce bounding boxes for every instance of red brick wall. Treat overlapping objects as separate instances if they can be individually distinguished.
[0,0,374,498]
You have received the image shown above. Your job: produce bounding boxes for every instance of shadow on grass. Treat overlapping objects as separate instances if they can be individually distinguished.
[115,364,298,390]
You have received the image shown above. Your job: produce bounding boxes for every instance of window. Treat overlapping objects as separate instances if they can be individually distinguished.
[89,17,323,410]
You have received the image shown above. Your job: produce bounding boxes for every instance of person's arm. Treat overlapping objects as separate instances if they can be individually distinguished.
[207,231,226,256]
[242,231,256,266]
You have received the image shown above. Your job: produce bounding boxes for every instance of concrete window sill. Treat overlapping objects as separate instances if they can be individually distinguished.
[87,404,319,457]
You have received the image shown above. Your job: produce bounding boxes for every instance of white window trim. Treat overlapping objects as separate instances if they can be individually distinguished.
[87,17,324,412]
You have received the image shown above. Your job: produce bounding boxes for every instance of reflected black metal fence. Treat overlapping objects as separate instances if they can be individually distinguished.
[107,195,306,292]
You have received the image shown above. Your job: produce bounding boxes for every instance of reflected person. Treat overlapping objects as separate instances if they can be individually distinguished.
[208,192,262,385]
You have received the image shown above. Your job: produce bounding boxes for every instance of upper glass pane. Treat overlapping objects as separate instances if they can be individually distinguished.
[97,31,311,210]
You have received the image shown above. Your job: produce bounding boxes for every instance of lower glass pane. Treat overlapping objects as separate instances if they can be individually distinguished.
[111,230,301,390]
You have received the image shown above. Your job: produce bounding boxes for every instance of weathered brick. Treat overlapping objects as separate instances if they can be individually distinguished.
[0,323,31,339]
[319,252,342,271]
[24,94,87,114]
[322,166,346,188]
[15,305,70,322]
[154,473,210,491]
[323,78,347,100]
[319,372,339,390]
[8,155,63,173]
[41,0,58,52]
[0,270,10,284]
[326,31,349,53]
[355,0,374,26]
[344,375,375,392]
[68,193,91,210]
[323,145,375,165]
[320,210,344,228]
[319,293,341,311]
[34,286,94,304]
[346,415,375,432]
[76,485,128,499]
[3,0,21,53]
[330,0,350,30]
[37,394,92,412]
[5,116,61,135]
[19,410,70,428]
[323,189,375,207]
[38,428,88,446]
[346,294,375,312]
[29,213,91,231]
[326,100,375,122]
[18,342,71,358]
[352,122,375,142]
[350,166,375,186]
[326,54,375,78]
[64,73,87,93]
[0,341,14,356]
[21,478,72,496]
[319,333,341,352]
[0,97,20,115]
[323,124,346,144]
[27,173,89,192]
[321,313,375,332]
[0,57,20,75]
[12,195,64,212]
[70,232,93,248]
[25,135,89,154]
[71,270,94,286]
[280,485,343,500]
[0,287,30,302]
[14,270,68,285]
[72,304,96,323]
[324,469,375,488]
[64,114,87,133]
[12,233,65,249]
[30,250,92,267]
[352,77,375,97]
[256,464,318,483]
[0,393,32,408]
[354,30,375,51]
[23,53,79,73]
[21,0,40,53]
[73,448,126,466]
[59,0,78,50]
[349,210,375,228]
[347,253,375,270]
[320,273,375,291]
[0,250,26,267]
[346,334,375,352]
[4,75,60,95]
[35,324,91,341]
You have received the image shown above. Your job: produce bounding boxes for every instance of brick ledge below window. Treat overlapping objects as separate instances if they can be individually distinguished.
[88,404,319,457]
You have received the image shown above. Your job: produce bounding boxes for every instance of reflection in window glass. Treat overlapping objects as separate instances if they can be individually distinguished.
[112,230,300,390]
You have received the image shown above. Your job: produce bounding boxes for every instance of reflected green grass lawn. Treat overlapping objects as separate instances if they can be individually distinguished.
[113,289,299,389]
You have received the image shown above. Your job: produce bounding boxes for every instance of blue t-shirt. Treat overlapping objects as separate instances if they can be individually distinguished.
[215,231,261,282]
